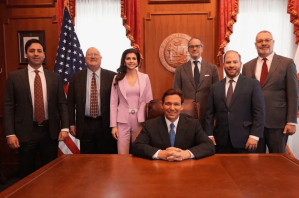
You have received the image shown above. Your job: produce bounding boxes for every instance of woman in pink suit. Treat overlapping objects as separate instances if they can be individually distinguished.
[110,48,153,154]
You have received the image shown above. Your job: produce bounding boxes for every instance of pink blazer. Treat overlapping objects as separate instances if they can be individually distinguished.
[110,71,153,127]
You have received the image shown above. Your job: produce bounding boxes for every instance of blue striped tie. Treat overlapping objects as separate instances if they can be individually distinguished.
[170,123,175,147]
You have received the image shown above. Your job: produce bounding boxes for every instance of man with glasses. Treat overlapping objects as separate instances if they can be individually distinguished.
[242,30,298,153]
[67,47,117,154]
[173,37,219,128]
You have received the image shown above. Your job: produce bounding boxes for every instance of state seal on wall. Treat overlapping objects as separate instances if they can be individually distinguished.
[159,33,191,73]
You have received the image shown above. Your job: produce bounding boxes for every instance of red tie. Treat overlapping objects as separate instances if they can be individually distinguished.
[34,70,45,124]
[90,73,99,118]
[260,58,268,86]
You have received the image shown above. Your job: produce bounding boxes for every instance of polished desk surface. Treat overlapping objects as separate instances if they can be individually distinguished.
[0,154,299,198]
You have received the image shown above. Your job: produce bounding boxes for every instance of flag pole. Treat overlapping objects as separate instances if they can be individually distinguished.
[64,0,70,12]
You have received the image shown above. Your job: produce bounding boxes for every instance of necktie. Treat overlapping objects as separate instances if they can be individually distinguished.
[169,123,175,147]
[260,58,268,87]
[227,79,234,106]
[34,70,45,124]
[193,61,200,87]
[90,73,99,118]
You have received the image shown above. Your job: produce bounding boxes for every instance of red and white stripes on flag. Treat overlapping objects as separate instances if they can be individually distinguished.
[58,134,80,155]
[287,44,299,159]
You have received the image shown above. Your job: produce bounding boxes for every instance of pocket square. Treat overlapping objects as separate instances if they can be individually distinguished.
[204,74,210,77]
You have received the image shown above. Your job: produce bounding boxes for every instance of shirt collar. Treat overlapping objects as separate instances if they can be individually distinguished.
[165,115,180,128]
[87,67,101,77]
[226,73,240,83]
[190,57,202,64]
[258,51,274,62]
[28,65,44,73]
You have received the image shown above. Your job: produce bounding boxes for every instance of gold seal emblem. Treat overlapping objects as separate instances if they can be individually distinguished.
[159,33,191,73]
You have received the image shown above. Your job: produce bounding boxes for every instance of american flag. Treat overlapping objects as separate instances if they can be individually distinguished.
[54,7,86,155]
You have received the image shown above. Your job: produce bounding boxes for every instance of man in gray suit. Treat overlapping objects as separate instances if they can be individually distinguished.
[173,37,219,128]
[242,30,298,153]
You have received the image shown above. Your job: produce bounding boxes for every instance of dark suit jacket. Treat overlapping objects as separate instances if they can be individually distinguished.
[67,68,115,140]
[205,74,265,148]
[4,67,68,142]
[173,60,219,127]
[242,54,298,128]
[132,114,215,159]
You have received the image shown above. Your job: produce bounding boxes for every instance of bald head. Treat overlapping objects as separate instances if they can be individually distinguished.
[255,31,274,58]
[85,47,102,72]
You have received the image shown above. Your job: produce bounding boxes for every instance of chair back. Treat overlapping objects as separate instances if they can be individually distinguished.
[145,99,200,120]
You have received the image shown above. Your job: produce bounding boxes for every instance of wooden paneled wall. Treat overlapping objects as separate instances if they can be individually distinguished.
[139,0,221,99]
[0,0,58,176]
[0,0,221,176]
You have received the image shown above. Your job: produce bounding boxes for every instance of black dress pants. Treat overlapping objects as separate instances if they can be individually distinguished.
[80,117,114,154]
[18,121,58,178]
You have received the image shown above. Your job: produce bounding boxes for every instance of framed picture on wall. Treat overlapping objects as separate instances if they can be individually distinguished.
[17,30,46,64]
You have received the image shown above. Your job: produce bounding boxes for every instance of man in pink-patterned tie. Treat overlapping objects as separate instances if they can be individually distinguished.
[4,39,69,178]
[242,30,298,153]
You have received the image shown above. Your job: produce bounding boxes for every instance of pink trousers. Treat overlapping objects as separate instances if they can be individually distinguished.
[117,114,142,154]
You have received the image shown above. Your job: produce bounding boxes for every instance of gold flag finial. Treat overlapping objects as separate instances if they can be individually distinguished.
[64,0,70,13]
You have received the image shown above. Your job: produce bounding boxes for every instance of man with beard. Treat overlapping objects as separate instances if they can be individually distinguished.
[242,31,298,153]
[205,50,265,153]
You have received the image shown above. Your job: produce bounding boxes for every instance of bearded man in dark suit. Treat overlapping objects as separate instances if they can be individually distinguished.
[205,50,265,153]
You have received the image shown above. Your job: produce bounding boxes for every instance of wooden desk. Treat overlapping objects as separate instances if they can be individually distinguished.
[0,154,298,198]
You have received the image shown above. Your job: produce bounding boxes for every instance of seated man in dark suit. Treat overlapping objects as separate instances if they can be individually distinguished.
[132,88,215,161]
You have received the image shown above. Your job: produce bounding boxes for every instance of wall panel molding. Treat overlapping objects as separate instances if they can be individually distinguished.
[145,11,213,21]
[6,0,56,8]
[149,0,210,4]
[143,11,215,99]
[4,15,57,24]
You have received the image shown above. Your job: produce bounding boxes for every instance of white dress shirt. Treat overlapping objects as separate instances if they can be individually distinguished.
[28,65,48,120]
[190,57,202,77]
[255,51,274,81]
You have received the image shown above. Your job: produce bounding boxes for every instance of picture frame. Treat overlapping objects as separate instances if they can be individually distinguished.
[17,30,46,64]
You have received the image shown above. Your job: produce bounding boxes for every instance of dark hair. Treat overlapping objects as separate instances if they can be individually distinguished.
[114,48,141,86]
[161,88,184,104]
[188,37,204,47]
[224,50,241,62]
[25,39,45,53]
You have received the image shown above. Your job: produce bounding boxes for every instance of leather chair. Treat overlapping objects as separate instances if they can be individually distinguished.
[144,99,200,120]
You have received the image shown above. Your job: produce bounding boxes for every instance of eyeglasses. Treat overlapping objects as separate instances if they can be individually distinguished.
[188,45,203,49]
[256,39,273,44]
[86,53,100,57]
